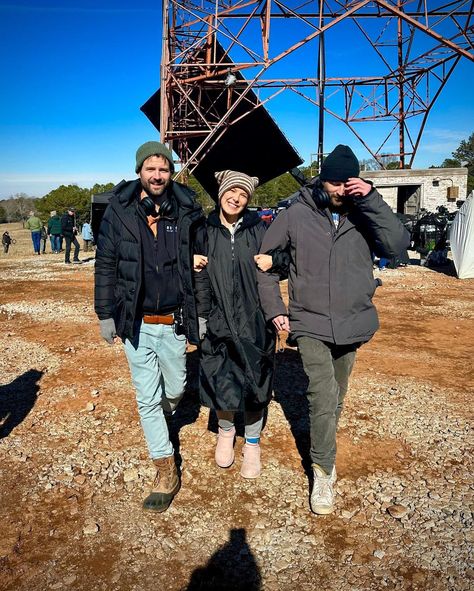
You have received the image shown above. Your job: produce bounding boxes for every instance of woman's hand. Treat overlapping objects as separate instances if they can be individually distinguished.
[254,253,273,272]
[193,254,208,272]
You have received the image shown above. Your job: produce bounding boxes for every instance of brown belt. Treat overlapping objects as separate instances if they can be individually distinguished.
[143,314,174,325]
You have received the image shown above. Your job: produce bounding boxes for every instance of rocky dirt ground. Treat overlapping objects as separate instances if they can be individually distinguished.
[0,232,473,591]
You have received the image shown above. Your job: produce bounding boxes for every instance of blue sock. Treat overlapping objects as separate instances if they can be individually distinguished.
[245,437,260,445]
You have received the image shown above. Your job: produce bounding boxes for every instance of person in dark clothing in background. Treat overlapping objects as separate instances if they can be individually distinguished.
[94,141,205,513]
[2,231,12,253]
[257,145,409,515]
[194,170,279,480]
[40,225,48,254]
[61,207,81,264]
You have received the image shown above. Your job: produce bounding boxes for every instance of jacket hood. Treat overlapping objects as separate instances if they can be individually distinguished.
[207,207,262,231]
[296,177,375,213]
[297,185,318,211]
[112,178,199,211]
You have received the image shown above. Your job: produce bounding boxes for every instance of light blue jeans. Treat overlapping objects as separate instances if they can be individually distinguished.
[50,235,61,252]
[124,321,187,460]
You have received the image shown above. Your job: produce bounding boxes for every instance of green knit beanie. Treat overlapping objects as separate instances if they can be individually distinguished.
[135,141,175,174]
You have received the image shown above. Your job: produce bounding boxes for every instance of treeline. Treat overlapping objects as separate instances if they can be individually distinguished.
[0,173,303,223]
[432,132,474,194]
[0,184,115,225]
[2,132,472,222]
[187,171,302,212]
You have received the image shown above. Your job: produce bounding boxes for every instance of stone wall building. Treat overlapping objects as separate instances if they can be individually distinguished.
[362,167,468,215]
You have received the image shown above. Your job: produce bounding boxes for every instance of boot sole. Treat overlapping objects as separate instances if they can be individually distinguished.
[310,504,335,515]
[240,470,261,479]
[142,482,180,513]
[215,454,235,468]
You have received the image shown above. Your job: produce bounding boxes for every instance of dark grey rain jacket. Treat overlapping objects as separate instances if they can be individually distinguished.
[257,185,410,345]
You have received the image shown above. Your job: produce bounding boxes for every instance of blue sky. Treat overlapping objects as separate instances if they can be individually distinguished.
[0,1,473,198]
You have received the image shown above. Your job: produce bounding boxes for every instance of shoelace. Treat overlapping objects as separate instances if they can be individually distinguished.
[313,477,333,504]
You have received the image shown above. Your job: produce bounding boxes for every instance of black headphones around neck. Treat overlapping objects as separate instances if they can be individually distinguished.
[312,178,330,209]
[140,193,177,219]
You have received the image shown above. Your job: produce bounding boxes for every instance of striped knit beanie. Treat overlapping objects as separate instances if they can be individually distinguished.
[215,170,259,200]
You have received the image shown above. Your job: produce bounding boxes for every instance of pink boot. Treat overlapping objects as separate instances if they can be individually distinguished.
[215,427,235,468]
[240,443,261,479]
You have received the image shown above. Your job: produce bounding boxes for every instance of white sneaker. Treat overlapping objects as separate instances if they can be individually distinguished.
[310,464,335,514]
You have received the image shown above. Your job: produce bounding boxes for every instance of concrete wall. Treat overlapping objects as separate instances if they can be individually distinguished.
[361,167,468,214]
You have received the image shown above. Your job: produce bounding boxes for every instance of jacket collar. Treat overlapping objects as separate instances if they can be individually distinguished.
[297,184,358,236]
[111,178,202,240]
[207,207,261,232]
[114,178,201,212]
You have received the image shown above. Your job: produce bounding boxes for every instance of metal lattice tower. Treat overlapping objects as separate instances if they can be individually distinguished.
[158,1,474,177]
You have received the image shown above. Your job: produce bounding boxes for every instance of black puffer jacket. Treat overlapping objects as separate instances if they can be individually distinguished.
[61,213,76,237]
[94,179,205,344]
[195,209,275,412]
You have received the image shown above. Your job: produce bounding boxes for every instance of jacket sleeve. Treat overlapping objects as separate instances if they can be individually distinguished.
[350,188,410,258]
[268,247,290,279]
[193,221,212,318]
[94,205,118,320]
[256,210,291,321]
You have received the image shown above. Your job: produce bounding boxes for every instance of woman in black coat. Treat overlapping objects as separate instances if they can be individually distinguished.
[195,170,276,479]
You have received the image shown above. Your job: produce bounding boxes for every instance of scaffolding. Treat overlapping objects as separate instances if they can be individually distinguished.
[154,1,474,180]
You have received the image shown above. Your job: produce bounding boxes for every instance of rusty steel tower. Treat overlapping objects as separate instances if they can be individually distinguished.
[148,0,473,185]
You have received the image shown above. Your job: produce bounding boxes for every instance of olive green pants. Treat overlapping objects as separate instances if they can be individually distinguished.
[298,337,358,474]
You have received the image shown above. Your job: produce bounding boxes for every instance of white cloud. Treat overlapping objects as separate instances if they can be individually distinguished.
[424,128,466,143]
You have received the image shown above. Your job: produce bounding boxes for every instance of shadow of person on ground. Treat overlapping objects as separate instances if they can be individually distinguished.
[168,348,202,471]
[184,528,261,591]
[272,347,312,476]
[424,259,457,277]
[0,369,43,439]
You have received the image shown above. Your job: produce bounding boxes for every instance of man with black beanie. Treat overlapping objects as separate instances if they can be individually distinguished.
[257,144,409,515]
[94,141,205,513]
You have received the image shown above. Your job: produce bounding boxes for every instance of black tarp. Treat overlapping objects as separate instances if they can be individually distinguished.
[141,40,302,199]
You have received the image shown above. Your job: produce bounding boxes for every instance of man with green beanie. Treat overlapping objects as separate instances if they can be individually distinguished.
[25,211,43,255]
[94,140,204,513]
[257,144,409,515]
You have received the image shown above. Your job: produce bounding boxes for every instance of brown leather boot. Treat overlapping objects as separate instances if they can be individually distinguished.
[142,455,180,513]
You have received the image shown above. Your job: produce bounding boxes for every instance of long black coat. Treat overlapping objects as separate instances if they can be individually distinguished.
[195,209,275,412]
[94,179,205,344]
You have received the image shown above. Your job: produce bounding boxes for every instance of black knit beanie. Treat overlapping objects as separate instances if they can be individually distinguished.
[320,145,359,182]
[135,141,175,174]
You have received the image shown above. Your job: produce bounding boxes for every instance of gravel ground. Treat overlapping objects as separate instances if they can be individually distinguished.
[0,253,473,591]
